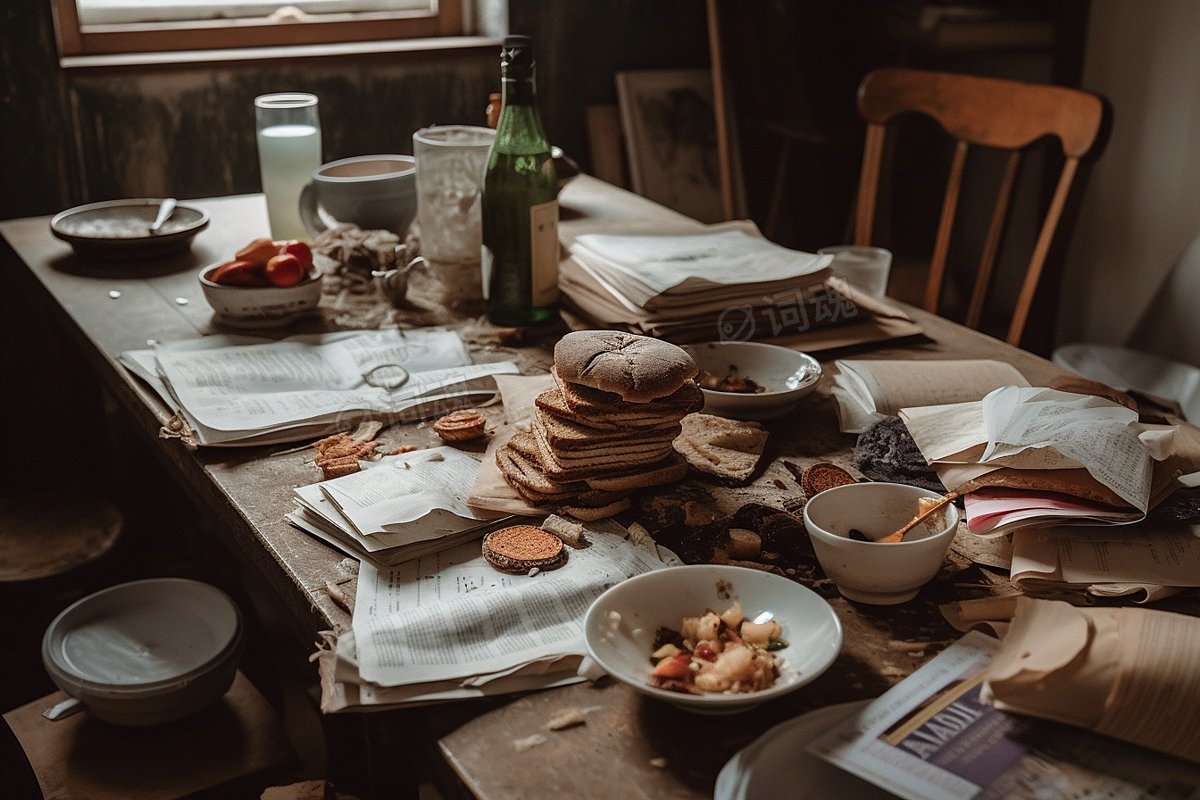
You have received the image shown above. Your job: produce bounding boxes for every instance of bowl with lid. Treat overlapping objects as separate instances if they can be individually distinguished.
[41,578,243,726]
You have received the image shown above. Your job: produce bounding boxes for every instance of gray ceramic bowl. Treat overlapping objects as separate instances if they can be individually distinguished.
[51,199,209,260]
[42,578,243,726]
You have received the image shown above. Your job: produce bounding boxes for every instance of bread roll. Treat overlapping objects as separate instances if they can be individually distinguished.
[554,330,698,403]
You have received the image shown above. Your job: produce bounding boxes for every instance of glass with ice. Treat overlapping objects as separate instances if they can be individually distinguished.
[413,125,496,264]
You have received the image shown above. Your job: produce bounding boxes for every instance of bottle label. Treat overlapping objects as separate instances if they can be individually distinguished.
[529,199,559,307]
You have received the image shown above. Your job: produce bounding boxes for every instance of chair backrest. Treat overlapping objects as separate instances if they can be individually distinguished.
[854,67,1104,346]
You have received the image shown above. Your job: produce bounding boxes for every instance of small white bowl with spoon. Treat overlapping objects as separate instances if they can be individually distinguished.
[803,482,960,605]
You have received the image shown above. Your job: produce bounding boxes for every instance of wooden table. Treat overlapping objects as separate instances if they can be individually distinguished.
[1,176,1070,799]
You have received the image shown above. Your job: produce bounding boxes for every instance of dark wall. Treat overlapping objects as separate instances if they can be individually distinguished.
[0,1,710,222]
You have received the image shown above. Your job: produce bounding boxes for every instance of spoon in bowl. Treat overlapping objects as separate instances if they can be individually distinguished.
[148,198,177,234]
[877,491,959,543]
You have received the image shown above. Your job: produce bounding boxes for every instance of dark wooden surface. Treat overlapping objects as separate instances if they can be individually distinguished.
[1,176,1069,799]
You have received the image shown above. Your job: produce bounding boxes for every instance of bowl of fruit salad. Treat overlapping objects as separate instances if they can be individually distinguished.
[583,565,842,714]
[199,237,322,328]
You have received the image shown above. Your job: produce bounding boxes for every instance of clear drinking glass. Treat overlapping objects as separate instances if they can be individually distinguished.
[413,125,496,264]
[255,93,322,241]
[817,245,893,298]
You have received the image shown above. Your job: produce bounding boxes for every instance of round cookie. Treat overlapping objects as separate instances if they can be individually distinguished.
[554,331,698,403]
[482,525,568,574]
[800,462,857,498]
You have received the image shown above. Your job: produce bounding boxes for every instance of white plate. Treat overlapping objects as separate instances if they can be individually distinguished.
[583,565,843,714]
[715,700,893,800]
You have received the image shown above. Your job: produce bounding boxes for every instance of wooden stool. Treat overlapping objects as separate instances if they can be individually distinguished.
[3,672,296,800]
[0,494,122,584]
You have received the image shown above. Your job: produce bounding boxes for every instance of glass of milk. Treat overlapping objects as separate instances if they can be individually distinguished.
[255,93,321,241]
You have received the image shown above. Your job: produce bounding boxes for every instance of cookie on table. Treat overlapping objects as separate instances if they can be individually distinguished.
[482,525,568,574]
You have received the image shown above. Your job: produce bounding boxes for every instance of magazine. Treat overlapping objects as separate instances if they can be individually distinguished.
[809,631,1200,799]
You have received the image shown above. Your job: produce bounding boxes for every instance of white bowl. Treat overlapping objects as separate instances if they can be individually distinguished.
[42,578,243,726]
[583,565,842,714]
[803,483,960,605]
[199,263,322,328]
[684,341,821,421]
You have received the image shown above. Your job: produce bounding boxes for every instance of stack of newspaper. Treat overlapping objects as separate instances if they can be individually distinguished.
[119,328,518,446]
[559,226,845,342]
[316,519,679,710]
[287,446,506,567]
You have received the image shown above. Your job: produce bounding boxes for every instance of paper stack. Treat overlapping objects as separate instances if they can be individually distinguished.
[560,227,866,342]
[315,519,679,710]
[287,446,506,567]
[900,386,1191,537]
[119,328,519,446]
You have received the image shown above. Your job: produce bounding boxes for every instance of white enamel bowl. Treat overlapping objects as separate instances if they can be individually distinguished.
[803,482,960,605]
[42,578,243,726]
[198,262,322,328]
[684,341,821,421]
[583,565,843,714]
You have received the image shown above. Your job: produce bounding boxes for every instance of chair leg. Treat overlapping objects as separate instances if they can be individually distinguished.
[766,138,794,240]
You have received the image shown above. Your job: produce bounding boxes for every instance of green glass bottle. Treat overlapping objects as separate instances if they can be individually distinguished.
[482,35,559,326]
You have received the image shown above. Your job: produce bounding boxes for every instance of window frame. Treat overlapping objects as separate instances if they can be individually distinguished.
[51,0,463,57]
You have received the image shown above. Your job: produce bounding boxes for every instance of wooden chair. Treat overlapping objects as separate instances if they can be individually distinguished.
[854,67,1104,347]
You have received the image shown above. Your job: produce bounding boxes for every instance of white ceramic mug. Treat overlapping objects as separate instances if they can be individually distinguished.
[299,154,417,237]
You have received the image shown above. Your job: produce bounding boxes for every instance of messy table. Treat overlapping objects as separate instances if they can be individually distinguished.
[1,176,1074,799]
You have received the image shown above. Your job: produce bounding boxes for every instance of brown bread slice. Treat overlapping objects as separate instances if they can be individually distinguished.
[535,389,688,431]
[583,454,688,491]
[496,443,587,497]
[674,413,769,485]
[559,497,632,521]
[532,413,681,451]
[554,369,703,415]
[509,431,674,482]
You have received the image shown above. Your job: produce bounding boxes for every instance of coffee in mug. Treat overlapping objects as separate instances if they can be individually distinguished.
[299,154,417,237]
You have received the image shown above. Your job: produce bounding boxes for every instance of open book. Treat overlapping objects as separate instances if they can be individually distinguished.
[288,447,508,567]
[119,328,518,446]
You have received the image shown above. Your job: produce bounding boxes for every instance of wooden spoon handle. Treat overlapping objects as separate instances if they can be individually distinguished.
[877,491,958,543]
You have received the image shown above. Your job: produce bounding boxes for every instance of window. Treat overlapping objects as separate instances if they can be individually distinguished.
[52,0,464,57]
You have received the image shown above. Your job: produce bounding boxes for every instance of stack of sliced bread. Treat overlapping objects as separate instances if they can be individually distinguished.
[497,330,703,520]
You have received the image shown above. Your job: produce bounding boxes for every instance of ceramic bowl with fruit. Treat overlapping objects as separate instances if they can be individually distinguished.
[199,237,322,328]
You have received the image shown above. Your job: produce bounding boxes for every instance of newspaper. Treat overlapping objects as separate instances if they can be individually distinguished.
[809,631,1200,799]
[351,518,678,687]
[569,228,831,309]
[288,447,506,567]
[831,360,1028,434]
[119,328,519,446]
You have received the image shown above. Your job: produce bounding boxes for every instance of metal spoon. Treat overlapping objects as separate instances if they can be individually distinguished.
[148,198,177,233]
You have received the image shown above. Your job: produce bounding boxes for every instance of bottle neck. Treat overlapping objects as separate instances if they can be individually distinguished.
[501,71,537,107]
